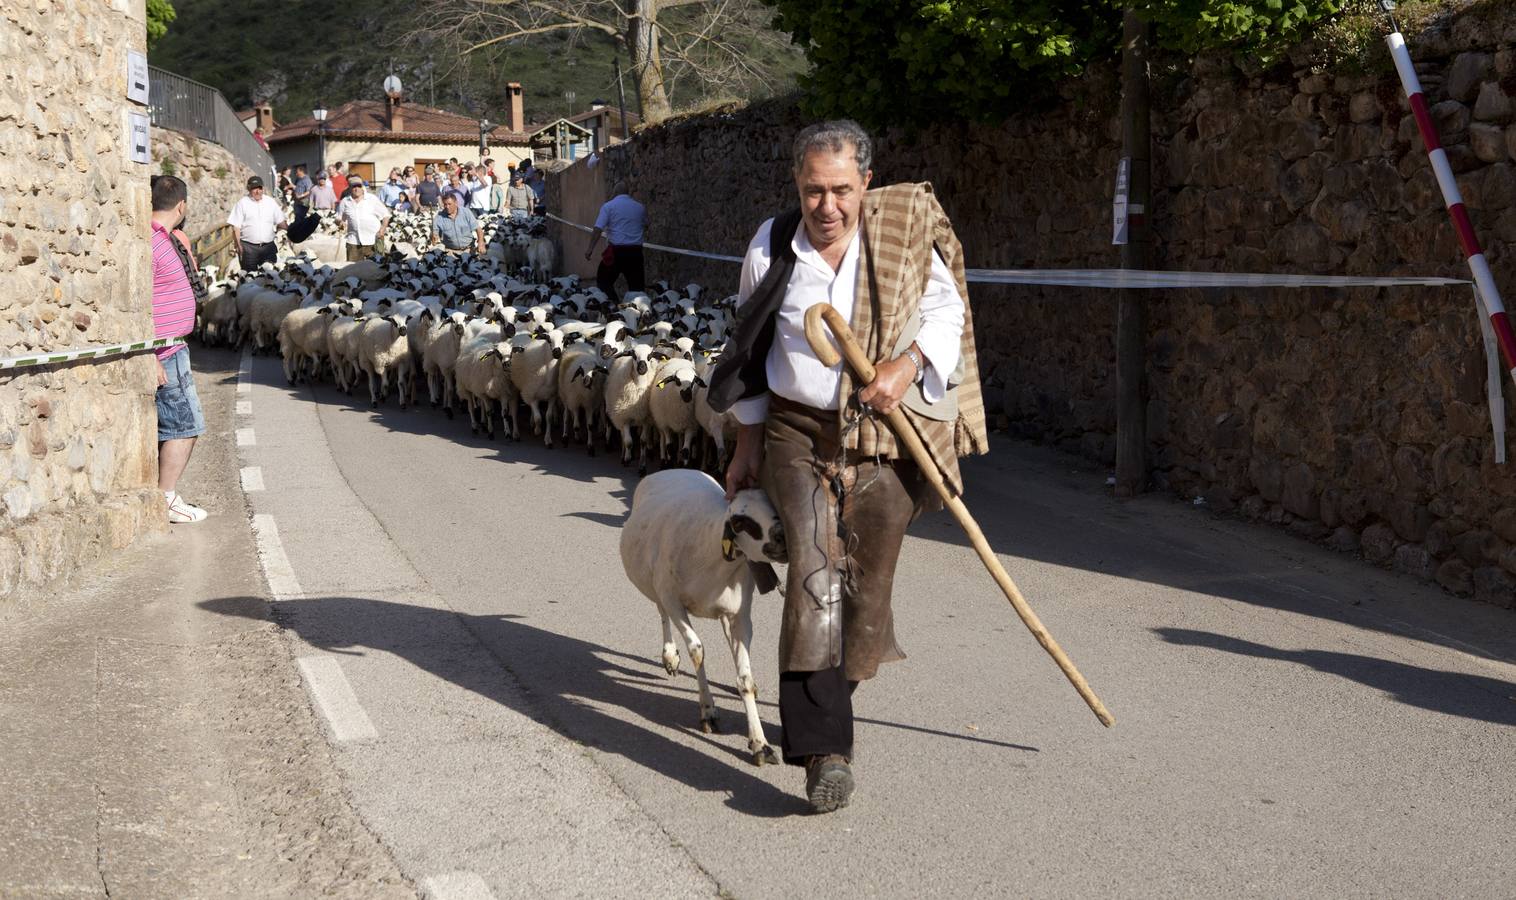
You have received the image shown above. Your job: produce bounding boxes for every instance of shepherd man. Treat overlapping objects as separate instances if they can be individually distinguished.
[707,119,988,814]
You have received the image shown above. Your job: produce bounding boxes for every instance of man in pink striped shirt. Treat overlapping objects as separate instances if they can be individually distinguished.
[150,175,209,524]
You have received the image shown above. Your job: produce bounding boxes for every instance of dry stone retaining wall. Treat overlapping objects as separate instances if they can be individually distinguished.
[558,4,1516,608]
[151,126,257,243]
[0,0,164,600]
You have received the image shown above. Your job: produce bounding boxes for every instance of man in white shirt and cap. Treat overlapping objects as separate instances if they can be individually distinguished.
[337,177,391,261]
[707,119,988,815]
[226,176,287,271]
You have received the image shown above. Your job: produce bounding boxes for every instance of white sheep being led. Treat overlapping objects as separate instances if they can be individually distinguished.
[620,470,786,766]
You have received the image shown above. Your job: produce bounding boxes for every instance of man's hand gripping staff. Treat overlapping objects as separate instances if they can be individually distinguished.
[803,302,1115,728]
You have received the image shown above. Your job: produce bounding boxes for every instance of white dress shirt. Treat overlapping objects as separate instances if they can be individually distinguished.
[338,193,390,245]
[226,195,285,244]
[731,217,965,425]
[469,175,491,211]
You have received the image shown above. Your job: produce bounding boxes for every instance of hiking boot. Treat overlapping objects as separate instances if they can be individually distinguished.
[166,491,208,524]
[804,754,854,813]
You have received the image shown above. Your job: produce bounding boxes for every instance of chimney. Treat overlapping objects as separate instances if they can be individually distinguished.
[256,104,274,133]
[506,82,524,135]
[388,96,403,133]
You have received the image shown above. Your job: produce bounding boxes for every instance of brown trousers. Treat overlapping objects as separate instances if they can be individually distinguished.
[760,396,927,682]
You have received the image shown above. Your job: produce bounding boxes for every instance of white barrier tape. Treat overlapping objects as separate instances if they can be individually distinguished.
[548,213,746,263]
[962,268,1469,289]
[548,214,1466,289]
[0,337,178,372]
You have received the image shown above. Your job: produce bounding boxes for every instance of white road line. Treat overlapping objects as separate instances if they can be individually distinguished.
[237,351,252,394]
[236,399,252,415]
[236,428,256,446]
[420,872,497,900]
[296,656,378,742]
[240,466,265,492]
[250,514,303,601]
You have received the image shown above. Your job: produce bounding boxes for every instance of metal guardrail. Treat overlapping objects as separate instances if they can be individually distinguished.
[148,66,276,190]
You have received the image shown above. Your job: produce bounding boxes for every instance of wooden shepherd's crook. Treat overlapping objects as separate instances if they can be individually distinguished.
[804,303,1115,728]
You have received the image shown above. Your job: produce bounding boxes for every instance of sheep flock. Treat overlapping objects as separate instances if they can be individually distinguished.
[196,211,741,476]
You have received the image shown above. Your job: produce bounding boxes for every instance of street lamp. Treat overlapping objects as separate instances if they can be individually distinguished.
[313,103,328,174]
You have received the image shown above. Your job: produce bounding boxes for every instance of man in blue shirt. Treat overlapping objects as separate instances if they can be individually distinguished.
[583,180,647,302]
[431,192,484,254]
[378,169,404,208]
[291,164,313,216]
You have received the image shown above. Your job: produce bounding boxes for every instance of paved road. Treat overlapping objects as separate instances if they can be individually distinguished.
[225,346,1516,899]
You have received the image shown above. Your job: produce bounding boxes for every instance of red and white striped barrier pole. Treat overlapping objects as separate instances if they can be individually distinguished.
[1385,26,1516,381]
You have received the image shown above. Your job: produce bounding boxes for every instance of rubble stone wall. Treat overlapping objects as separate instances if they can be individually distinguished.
[563,4,1516,608]
[0,0,164,600]
[151,126,256,243]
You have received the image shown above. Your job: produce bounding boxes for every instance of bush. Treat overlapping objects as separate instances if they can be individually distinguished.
[159,158,177,176]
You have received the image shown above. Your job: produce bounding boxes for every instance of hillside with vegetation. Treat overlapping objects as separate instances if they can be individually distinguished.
[149,0,806,128]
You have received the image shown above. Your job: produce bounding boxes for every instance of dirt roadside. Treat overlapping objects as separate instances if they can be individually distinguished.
[0,346,412,899]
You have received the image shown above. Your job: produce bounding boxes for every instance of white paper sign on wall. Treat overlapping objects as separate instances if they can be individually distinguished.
[1112,157,1130,246]
[127,112,150,164]
[126,50,149,105]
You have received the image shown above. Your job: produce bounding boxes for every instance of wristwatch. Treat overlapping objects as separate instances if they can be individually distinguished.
[903,347,924,383]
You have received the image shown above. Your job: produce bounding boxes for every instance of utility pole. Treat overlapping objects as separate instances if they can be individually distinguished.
[1115,8,1151,498]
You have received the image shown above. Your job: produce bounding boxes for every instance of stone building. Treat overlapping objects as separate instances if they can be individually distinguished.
[1,0,164,598]
[267,85,533,182]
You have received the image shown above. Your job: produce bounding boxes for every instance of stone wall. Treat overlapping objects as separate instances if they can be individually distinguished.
[553,3,1516,608]
[0,0,164,600]
[151,125,256,241]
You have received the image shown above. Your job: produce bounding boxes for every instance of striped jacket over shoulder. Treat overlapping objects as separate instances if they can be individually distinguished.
[841,182,989,497]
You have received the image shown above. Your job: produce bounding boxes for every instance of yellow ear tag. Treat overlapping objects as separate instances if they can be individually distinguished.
[721,537,735,560]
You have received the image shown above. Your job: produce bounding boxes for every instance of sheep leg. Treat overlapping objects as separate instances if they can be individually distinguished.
[638,425,650,477]
[620,424,634,467]
[461,394,476,434]
[425,364,440,406]
[667,610,714,732]
[485,397,497,440]
[721,611,778,765]
[659,613,679,676]
[368,368,381,408]
[542,402,554,448]
[442,370,456,419]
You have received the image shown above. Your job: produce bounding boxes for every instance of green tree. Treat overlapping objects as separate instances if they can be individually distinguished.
[147,0,176,49]
[767,0,1344,127]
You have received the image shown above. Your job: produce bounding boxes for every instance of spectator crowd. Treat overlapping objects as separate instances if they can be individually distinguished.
[274,157,547,219]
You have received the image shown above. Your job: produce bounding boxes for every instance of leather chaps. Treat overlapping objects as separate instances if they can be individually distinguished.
[760,395,928,681]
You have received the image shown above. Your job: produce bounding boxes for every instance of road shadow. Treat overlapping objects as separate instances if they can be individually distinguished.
[1154,627,1516,727]
[201,593,1038,818]
[202,593,806,817]
[898,441,1516,676]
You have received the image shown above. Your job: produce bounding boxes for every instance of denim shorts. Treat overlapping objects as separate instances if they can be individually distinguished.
[156,346,206,441]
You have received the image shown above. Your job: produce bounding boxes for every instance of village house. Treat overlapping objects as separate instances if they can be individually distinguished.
[266,83,533,183]
[530,101,640,161]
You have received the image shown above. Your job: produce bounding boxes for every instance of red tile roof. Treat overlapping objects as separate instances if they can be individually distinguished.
[269,100,529,145]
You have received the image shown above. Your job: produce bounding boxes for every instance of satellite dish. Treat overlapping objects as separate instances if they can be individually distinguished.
[383,75,403,99]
